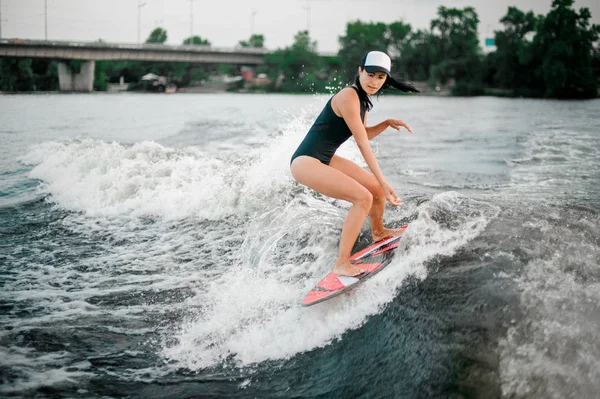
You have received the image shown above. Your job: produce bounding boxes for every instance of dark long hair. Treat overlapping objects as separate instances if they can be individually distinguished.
[354,75,374,112]
[354,71,420,112]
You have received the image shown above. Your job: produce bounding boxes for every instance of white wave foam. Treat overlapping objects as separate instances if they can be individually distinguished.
[20,140,242,219]
[14,99,500,377]
[17,99,338,222]
[0,346,92,394]
[163,191,498,370]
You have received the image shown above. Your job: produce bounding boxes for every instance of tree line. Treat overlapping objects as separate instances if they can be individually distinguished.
[0,0,598,98]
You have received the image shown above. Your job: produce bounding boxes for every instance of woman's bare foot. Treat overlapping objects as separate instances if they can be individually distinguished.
[372,227,405,242]
[332,261,365,277]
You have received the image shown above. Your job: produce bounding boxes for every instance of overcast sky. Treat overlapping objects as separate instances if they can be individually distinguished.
[1,0,599,53]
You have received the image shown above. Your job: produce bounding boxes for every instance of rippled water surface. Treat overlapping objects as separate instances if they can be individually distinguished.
[1,93,599,398]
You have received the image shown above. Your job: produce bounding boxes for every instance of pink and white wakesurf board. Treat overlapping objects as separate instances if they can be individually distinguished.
[301,225,407,307]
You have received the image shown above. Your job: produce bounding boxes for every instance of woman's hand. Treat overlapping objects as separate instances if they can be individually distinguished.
[382,182,403,206]
[387,119,413,134]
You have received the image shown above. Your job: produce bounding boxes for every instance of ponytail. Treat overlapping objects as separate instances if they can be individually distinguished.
[382,76,420,93]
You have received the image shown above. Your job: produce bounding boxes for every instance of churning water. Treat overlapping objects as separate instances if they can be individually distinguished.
[1,93,599,398]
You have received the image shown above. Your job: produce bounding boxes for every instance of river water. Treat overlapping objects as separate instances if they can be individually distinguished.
[1,93,599,398]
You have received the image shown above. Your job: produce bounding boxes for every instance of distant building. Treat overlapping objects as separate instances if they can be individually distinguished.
[252,73,272,88]
[241,66,255,82]
[240,67,271,89]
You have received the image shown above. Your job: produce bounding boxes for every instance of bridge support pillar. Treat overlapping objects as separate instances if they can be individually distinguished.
[57,60,95,92]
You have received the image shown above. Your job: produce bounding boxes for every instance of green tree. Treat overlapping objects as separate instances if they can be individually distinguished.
[493,7,540,94]
[388,21,412,58]
[429,6,484,95]
[0,58,59,92]
[146,27,167,44]
[0,58,34,91]
[103,60,146,84]
[181,36,212,87]
[396,29,437,81]
[31,59,58,91]
[387,21,416,81]
[238,34,265,48]
[139,28,191,88]
[533,0,599,98]
[593,45,600,82]
[430,6,479,61]
[266,30,324,92]
[183,35,210,45]
[94,61,108,91]
[338,21,389,82]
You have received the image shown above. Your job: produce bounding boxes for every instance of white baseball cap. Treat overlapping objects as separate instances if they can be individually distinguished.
[362,51,392,75]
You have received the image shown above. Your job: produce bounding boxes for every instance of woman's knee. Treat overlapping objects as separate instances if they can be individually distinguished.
[353,188,373,212]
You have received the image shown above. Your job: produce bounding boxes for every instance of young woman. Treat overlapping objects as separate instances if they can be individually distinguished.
[290,50,419,277]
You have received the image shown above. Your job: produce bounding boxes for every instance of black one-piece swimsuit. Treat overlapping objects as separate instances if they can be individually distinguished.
[291,86,366,165]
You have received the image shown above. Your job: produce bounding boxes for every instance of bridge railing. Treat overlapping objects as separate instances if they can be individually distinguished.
[0,38,270,55]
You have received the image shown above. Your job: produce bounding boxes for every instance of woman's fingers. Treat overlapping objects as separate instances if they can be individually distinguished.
[387,193,402,206]
[397,120,413,133]
[389,119,413,134]
[385,188,403,206]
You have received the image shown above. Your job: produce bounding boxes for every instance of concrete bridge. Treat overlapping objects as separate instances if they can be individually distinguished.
[0,39,268,92]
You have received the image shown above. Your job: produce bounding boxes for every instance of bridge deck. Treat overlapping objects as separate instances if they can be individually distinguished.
[0,39,267,64]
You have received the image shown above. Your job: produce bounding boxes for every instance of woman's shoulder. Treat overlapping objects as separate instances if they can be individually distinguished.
[334,86,360,102]
[331,86,362,116]
[339,85,359,95]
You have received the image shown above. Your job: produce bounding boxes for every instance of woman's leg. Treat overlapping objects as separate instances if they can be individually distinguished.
[291,155,372,276]
[329,155,404,241]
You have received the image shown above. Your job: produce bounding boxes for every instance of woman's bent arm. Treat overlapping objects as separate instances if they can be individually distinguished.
[366,119,413,139]
[365,120,389,139]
